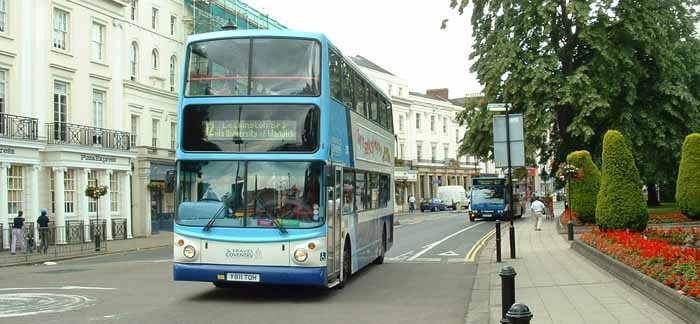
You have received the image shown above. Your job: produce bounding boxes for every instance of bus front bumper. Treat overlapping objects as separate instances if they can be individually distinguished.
[173,263,327,286]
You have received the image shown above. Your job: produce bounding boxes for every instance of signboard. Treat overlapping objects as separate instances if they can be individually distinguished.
[81,154,117,164]
[0,147,16,155]
[394,170,417,181]
[204,120,297,141]
[493,114,525,168]
[354,124,393,166]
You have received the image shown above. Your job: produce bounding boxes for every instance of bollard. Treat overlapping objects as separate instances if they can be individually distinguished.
[499,266,517,324]
[509,223,516,259]
[568,221,574,241]
[506,303,533,324]
[495,220,502,263]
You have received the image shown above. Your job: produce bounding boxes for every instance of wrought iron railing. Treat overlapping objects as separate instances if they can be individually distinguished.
[0,113,39,140]
[46,122,130,150]
[417,159,445,164]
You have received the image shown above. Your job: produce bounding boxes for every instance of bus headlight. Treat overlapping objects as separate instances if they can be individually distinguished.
[183,245,196,259]
[294,248,308,263]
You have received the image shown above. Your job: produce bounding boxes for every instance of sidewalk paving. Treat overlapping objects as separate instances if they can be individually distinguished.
[0,231,172,267]
[465,202,687,324]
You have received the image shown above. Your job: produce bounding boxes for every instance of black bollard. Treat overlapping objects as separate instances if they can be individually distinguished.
[568,221,574,241]
[495,220,502,263]
[509,223,516,259]
[506,303,533,324]
[499,266,517,324]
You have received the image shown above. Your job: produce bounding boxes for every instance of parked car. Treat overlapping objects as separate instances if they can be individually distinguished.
[420,198,448,212]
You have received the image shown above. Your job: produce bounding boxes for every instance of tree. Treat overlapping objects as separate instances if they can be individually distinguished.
[566,150,600,224]
[448,0,700,172]
[676,133,700,219]
[595,130,648,231]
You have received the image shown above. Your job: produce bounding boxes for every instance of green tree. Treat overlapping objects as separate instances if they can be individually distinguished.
[676,133,700,219]
[596,130,648,231]
[448,0,700,171]
[566,150,600,223]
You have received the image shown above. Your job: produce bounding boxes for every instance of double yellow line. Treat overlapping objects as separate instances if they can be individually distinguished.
[464,226,498,263]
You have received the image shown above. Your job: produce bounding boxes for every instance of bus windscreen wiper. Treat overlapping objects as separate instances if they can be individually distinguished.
[273,218,288,234]
[203,203,226,232]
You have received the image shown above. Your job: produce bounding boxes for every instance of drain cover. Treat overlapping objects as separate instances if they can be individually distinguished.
[0,293,95,318]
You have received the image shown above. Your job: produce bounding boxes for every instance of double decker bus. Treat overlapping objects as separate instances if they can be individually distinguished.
[172,30,395,288]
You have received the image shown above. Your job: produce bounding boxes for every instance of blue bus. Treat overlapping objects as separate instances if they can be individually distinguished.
[172,30,395,289]
[468,177,523,221]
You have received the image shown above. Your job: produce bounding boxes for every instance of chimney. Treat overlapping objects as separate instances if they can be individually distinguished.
[427,88,449,100]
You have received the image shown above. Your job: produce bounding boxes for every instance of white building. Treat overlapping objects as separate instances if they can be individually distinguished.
[351,56,496,212]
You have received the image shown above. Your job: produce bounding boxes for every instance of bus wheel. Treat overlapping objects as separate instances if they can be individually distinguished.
[373,228,386,265]
[338,239,351,289]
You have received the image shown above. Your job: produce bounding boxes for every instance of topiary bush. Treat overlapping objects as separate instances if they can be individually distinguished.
[595,130,648,231]
[566,150,601,224]
[676,133,700,220]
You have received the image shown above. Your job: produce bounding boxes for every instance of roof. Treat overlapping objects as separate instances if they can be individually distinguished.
[409,91,452,103]
[350,55,395,76]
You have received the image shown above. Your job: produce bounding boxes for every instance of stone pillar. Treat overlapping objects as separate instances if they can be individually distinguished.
[101,170,113,240]
[30,165,41,242]
[0,163,10,248]
[121,171,133,239]
[53,167,66,244]
[81,169,91,242]
[111,19,125,130]
[20,0,34,123]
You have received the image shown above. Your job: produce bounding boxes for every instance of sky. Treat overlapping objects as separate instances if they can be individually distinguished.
[247,0,483,99]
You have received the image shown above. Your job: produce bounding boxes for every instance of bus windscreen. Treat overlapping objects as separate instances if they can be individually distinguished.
[185,38,321,97]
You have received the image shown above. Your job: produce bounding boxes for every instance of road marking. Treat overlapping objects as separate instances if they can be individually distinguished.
[465,227,498,262]
[0,286,117,291]
[386,250,414,261]
[0,293,96,318]
[413,258,441,262]
[407,222,484,261]
[447,258,465,263]
[438,251,459,256]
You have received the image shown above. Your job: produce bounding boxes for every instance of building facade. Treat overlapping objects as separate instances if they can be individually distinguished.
[351,56,496,212]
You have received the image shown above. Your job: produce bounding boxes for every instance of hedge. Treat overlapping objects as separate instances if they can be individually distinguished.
[566,150,601,223]
[676,133,700,220]
[595,130,648,231]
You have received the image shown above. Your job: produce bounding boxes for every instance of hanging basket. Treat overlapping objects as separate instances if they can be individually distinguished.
[147,182,165,191]
[85,185,109,199]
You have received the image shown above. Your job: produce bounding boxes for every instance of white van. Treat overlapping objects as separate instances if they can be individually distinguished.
[437,186,469,210]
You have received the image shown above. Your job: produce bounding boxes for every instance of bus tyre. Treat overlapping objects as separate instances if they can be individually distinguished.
[339,239,351,289]
[373,228,386,265]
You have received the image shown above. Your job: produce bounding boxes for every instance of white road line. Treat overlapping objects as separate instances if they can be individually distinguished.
[0,286,117,291]
[407,222,483,261]
[390,250,415,260]
[413,258,441,262]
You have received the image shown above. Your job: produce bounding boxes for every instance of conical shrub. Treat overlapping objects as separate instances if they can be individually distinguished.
[595,130,648,231]
[676,133,700,220]
[566,150,601,224]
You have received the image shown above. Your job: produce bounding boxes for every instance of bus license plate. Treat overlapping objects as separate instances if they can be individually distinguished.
[226,272,260,282]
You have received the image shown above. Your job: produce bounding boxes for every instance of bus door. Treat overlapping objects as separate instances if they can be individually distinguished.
[325,165,343,283]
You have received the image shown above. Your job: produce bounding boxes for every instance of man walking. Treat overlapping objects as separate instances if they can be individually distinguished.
[531,196,546,231]
[37,208,50,254]
[10,211,25,255]
[408,195,416,213]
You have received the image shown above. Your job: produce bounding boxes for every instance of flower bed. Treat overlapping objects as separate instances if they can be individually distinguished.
[559,208,577,225]
[581,228,700,298]
[648,213,691,224]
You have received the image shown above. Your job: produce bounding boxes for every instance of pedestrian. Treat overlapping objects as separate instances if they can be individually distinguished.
[10,211,25,255]
[408,195,416,213]
[531,196,546,231]
[37,208,50,254]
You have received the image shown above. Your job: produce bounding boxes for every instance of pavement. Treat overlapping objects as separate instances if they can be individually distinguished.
[465,202,687,324]
[0,232,172,267]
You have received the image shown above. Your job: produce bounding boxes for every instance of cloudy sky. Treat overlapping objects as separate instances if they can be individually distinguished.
[247,0,483,98]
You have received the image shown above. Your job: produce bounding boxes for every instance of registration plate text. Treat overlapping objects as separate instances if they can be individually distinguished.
[226,272,260,282]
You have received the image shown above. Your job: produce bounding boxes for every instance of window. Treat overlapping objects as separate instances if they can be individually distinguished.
[343,170,355,214]
[130,0,137,21]
[64,169,75,213]
[329,49,342,101]
[0,0,6,33]
[443,117,448,134]
[53,82,68,141]
[431,143,437,162]
[431,115,436,132]
[88,171,97,212]
[170,122,176,150]
[130,42,139,80]
[0,70,5,117]
[92,90,105,128]
[130,115,139,147]
[369,173,379,208]
[415,113,421,129]
[379,174,390,208]
[369,91,378,122]
[169,55,176,91]
[416,142,422,160]
[152,49,159,70]
[354,75,367,115]
[456,129,460,143]
[341,61,354,109]
[91,23,104,62]
[444,144,449,160]
[398,87,403,96]
[53,8,69,50]
[355,172,366,211]
[170,15,176,36]
[110,173,119,212]
[151,7,158,29]
[152,119,159,148]
[398,115,404,132]
[399,143,405,159]
[7,165,23,214]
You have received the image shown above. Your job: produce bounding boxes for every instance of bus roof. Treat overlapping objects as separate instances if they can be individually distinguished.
[185,29,328,46]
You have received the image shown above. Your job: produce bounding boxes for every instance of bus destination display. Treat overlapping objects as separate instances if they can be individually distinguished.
[204,120,297,141]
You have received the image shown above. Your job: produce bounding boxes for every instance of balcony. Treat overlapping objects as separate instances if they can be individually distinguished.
[46,122,130,151]
[0,113,39,141]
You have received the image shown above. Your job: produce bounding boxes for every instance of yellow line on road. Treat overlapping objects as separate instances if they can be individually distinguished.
[465,227,497,263]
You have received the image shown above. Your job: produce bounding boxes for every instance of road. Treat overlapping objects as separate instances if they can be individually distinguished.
[0,211,496,324]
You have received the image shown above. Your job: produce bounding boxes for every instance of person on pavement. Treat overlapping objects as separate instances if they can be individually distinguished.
[408,195,416,213]
[531,196,546,231]
[10,211,25,255]
[37,208,50,254]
